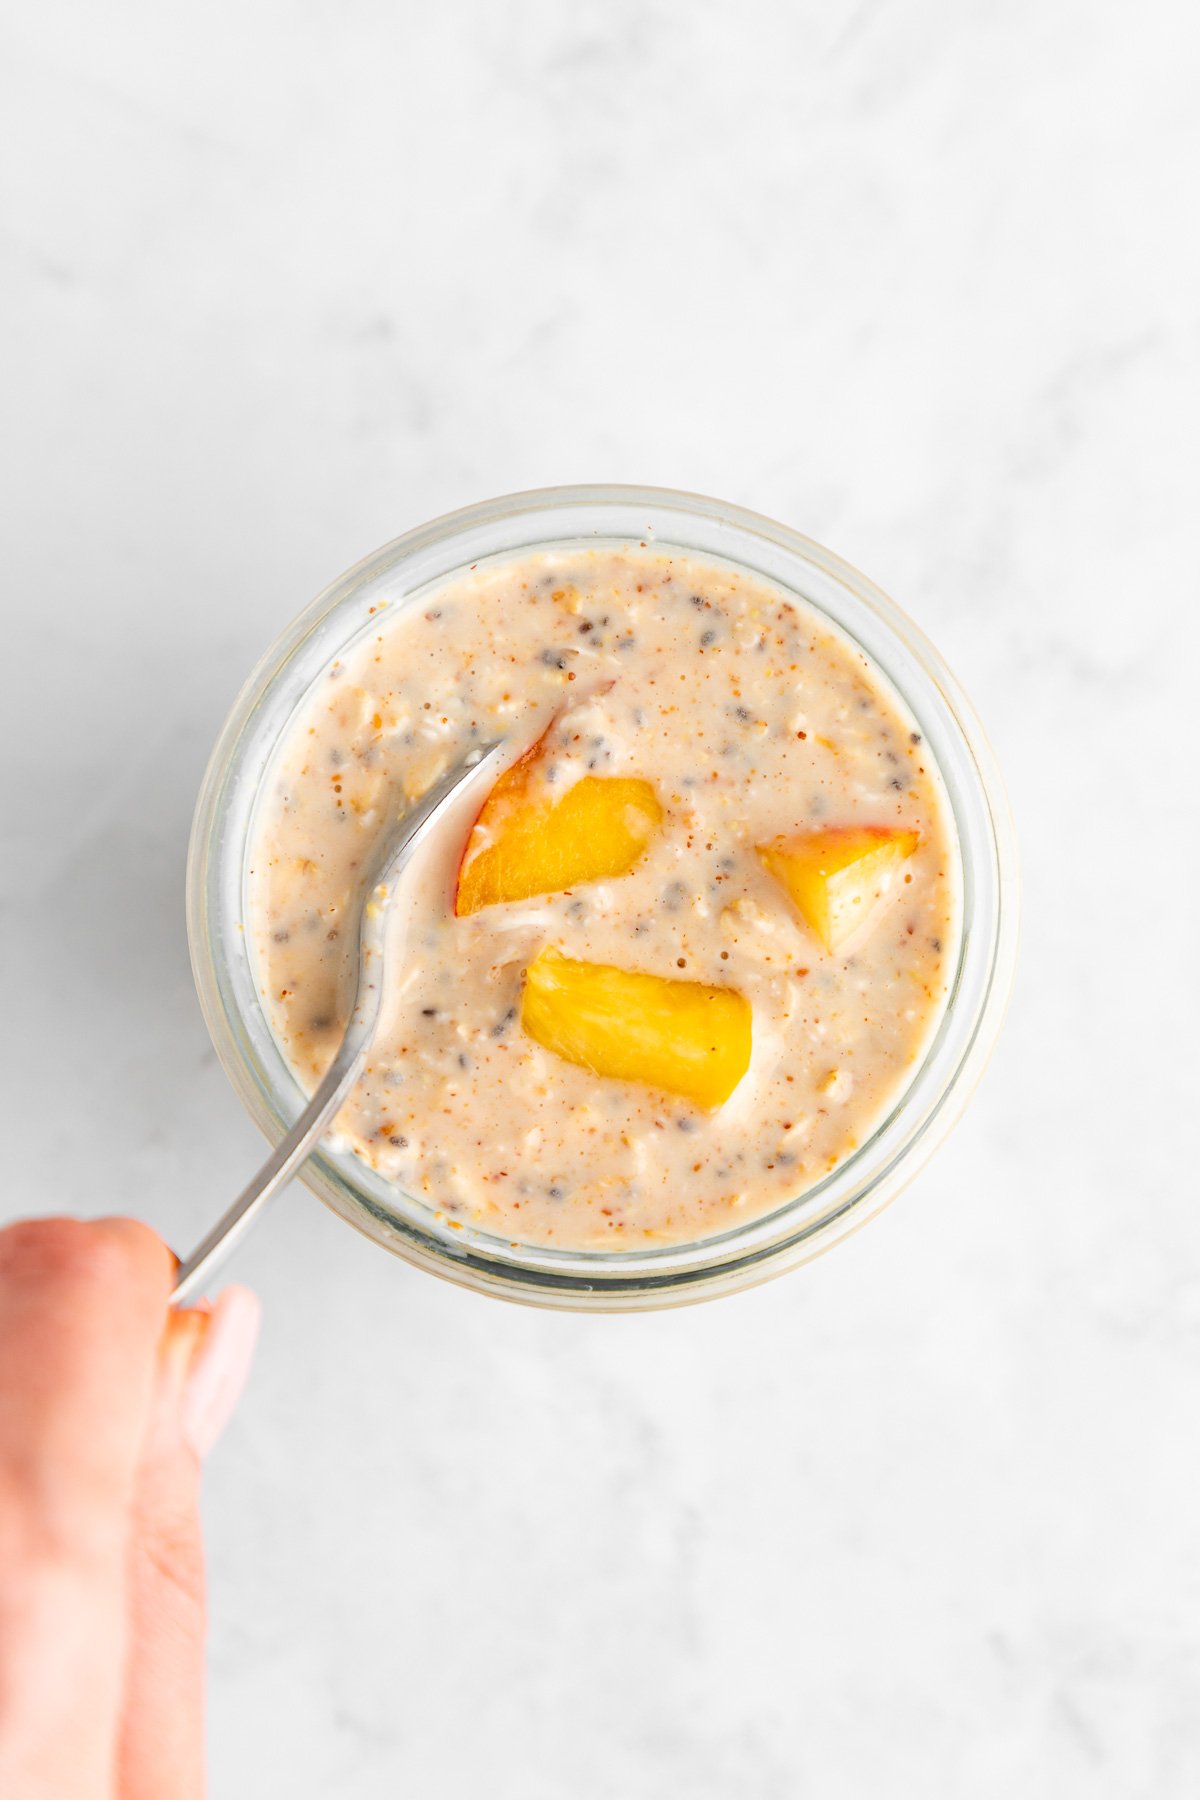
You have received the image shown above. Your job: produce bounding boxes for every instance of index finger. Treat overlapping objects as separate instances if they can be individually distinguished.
[0,1216,175,1562]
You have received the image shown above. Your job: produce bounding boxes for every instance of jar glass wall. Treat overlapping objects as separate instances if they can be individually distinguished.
[187,486,1018,1310]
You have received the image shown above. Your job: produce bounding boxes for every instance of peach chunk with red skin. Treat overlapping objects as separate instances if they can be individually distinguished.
[521,947,752,1108]
[757,826,920,952]
[454,728,663,915]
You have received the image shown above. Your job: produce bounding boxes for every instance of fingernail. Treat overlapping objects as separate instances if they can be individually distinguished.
[180,1285,261,1459]
[158,1306,211,1398]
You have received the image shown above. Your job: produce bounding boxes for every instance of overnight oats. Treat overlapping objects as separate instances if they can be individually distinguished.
[244,546,959,1251]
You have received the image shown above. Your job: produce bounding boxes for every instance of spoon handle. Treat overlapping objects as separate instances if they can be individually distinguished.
[171,1035,368,1304]
[171,737,510,1305]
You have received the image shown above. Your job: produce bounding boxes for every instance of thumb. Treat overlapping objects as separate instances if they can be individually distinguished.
[118,1287,259,1800]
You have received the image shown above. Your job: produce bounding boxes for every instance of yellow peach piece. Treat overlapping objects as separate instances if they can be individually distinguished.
[758,826,919,952]
[520,947,751,1108]
[455,732,662,915]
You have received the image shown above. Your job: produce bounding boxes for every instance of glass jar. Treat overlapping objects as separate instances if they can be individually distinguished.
[187,486,1018,1310]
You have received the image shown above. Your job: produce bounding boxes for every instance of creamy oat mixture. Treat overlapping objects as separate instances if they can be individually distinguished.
[246,548,958,1249]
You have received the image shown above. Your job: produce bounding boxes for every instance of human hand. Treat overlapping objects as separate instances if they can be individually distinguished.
[0,1217,259,1799]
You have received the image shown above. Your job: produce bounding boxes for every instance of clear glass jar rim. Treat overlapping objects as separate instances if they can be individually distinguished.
[187,484,1019,1310]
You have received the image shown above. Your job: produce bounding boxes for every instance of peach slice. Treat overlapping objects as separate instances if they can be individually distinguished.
[758,826,919,952]
[520,946,752,1108]
[454,732,662,915]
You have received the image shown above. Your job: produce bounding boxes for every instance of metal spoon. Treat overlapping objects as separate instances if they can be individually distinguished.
[172,738,508,1304]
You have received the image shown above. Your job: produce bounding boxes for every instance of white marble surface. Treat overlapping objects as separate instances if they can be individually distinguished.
[3,2,1199,1793]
